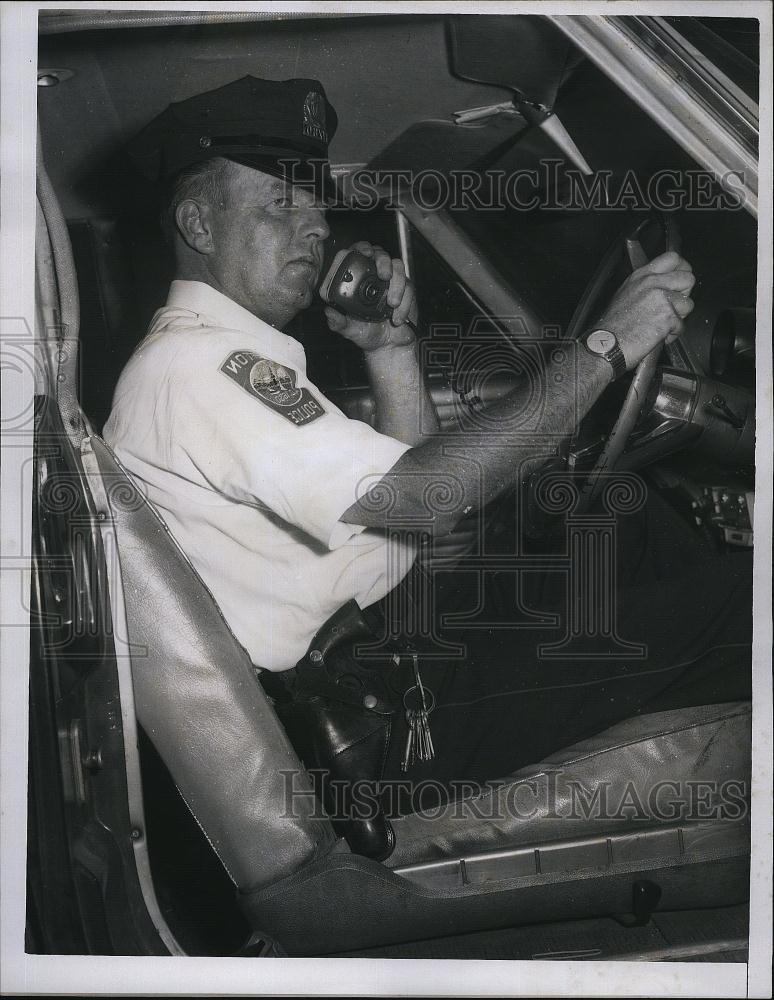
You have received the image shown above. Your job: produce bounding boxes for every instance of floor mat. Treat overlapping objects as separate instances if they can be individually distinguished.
[337,904,749,961]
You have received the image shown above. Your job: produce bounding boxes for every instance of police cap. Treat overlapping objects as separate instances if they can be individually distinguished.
[128,75,338,199]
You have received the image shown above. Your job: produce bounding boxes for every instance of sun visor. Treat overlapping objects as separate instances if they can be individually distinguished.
[447,14,582,111]
[360,115,527,178]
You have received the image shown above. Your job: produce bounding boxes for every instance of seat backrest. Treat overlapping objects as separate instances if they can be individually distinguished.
[82,435,337,893]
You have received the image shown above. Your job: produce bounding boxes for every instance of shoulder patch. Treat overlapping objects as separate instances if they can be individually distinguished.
[220,351,325,426]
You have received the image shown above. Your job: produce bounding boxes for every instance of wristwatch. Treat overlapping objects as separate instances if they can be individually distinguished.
[582,328,627,379]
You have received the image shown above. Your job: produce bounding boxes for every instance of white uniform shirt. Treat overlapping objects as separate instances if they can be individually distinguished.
[103,280,416,671]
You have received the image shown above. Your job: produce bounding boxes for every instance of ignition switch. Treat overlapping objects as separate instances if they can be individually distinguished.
[704,393,745,430]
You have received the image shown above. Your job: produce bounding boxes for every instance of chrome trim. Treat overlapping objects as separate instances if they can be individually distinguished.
[79,438,185,956]
[549,15,758,217]
[396,210,414,280]
[653,370,698,423]
[621,17,758,154]
[398,196,543,338]
[39,10,356,34]
[393,819,749,891]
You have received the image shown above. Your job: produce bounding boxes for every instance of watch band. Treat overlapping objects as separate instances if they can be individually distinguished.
[584,329,627,379]
[605,342,627,379]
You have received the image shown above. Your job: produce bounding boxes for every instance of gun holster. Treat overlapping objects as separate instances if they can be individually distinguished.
[273,600,398,862]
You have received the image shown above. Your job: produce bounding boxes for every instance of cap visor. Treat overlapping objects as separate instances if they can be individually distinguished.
[222,151,340,204]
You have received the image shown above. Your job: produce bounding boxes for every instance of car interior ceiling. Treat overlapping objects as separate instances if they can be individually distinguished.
[31,14,757,959]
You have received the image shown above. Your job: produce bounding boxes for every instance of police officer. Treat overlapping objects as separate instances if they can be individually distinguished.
[105,77,751,857]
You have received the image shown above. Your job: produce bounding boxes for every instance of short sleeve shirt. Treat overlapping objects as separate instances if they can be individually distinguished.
[103,280,416,671]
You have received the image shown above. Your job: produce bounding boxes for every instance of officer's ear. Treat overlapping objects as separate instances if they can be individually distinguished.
[175,199,215,255]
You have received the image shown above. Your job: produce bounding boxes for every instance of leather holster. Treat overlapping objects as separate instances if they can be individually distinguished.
[272,600,398,862]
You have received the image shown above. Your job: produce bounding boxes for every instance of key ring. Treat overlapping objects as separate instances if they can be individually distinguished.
[403,684,435,715]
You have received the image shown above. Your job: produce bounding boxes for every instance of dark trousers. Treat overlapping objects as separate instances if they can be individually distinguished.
[360,489,753,796]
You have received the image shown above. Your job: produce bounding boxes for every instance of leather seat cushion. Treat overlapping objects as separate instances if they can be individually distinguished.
[86,436,337,892]
[386,701,751,868]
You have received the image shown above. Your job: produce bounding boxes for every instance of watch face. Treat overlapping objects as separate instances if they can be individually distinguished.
[586,329,618,355]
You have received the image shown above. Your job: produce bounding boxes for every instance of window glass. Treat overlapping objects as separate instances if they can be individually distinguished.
[666,17,759,100]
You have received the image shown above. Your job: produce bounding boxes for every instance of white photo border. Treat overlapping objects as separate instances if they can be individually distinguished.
[1,1,771,996]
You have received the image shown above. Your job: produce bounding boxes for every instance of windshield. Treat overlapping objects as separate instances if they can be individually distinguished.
[447,47,758,331]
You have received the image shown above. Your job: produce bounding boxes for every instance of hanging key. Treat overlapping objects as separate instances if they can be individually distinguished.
[400,654,436,770]
[402,708,420,771]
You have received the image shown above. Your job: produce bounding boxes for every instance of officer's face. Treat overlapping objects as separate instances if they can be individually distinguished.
[206,163,330,327]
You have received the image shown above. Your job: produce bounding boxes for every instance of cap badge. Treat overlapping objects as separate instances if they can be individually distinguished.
[302,91,328,144]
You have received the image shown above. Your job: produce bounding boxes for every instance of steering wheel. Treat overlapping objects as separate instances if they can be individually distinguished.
[571,213,682,498]
[523,212,682,533]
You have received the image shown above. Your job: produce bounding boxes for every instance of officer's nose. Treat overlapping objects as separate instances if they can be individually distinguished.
[300,204,330,244]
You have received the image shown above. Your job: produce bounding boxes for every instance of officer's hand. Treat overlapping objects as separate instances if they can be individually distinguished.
[323,241,417,353]
[596,251,696,370]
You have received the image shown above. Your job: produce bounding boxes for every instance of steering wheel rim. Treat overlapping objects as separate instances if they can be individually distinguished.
[565,212,681,343]
[568,211,682,512]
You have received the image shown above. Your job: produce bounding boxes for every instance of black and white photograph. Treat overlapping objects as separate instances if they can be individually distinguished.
[1,2,771,997]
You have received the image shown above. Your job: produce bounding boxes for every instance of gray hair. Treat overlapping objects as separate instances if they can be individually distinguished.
[161,156,236,244]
